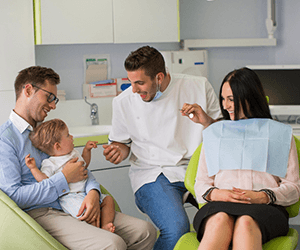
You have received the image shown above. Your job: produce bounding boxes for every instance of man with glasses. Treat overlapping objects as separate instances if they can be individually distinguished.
[0,66,156,249]
[31,83,60,104]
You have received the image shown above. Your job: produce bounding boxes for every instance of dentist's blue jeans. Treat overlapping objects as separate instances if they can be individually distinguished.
[135,173,190,250]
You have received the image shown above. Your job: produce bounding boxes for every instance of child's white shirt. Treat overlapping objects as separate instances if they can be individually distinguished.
[41,149,87,193]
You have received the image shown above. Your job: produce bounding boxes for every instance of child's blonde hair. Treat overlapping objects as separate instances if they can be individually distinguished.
[29,119,67,155]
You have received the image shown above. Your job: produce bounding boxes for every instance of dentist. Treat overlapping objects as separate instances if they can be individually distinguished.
[103,46,221,250]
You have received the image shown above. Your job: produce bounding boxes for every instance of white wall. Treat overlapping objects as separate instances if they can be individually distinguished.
[35,43,180,100]
[180,0,275,93]
[0,1,35,125]
[179,0,300,94]
[274,1,300,64]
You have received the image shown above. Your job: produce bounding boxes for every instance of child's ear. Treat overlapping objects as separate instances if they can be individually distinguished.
[54,142,61,151]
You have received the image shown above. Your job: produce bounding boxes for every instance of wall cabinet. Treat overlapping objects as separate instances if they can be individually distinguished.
[113,0,179,43]
[36,0,179,45]
[38,0,114,44]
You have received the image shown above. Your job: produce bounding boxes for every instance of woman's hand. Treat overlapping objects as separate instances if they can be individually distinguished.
[180,103,215,128]
[232,187,269,204]
[209,188,269,204]
[209,188,252,204]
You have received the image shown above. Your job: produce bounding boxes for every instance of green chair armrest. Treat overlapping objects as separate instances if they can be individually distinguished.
[262,228,299,250]
[286,200,300,218]
[184,143,202,197]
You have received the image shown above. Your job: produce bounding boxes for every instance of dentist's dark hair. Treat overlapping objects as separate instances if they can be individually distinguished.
[124,46,166,80]
[219,67,272,120]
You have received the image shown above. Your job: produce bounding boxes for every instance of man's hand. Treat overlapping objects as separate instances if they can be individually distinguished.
[180,103,215,128]
[61,157,87,183]
[77,189,101,227]
[103,142,130,164]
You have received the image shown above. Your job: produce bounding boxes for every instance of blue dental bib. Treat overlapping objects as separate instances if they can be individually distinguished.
[203,119,292,177]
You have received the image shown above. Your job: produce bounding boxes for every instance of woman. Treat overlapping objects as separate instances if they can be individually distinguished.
[181,67,300,250]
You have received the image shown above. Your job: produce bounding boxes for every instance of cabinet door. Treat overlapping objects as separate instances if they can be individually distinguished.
[40,0,114,44]
[91,167,146,221]
[113,0,179,43]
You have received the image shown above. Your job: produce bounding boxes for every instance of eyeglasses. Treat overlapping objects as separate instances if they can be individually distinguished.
[31,84,59,105]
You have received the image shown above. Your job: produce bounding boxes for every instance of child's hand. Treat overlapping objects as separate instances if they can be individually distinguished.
[85,141,98,151]
[25,154,37,170]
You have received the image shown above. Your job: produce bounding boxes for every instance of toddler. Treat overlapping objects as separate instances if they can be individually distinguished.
[25,118,115,232]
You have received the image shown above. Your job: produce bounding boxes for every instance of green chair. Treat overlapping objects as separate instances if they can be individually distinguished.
[174,136,300,250]
[0,185,121,249]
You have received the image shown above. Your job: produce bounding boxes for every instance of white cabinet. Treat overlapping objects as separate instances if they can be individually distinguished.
[39,0,114,44]
[161,50,208,78]
[113,0,179,43]
[92,167,146,220]
[36,0,179,44]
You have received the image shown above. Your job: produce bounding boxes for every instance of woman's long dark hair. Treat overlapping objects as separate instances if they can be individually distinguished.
[219,67,272,120]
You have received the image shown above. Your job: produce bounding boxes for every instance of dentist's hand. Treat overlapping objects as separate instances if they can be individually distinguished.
[103,142,130,164]
[181,103,215,128]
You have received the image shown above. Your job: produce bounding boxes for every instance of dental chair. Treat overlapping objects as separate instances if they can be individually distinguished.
[174,136,300,250]
[0,185,121,249]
